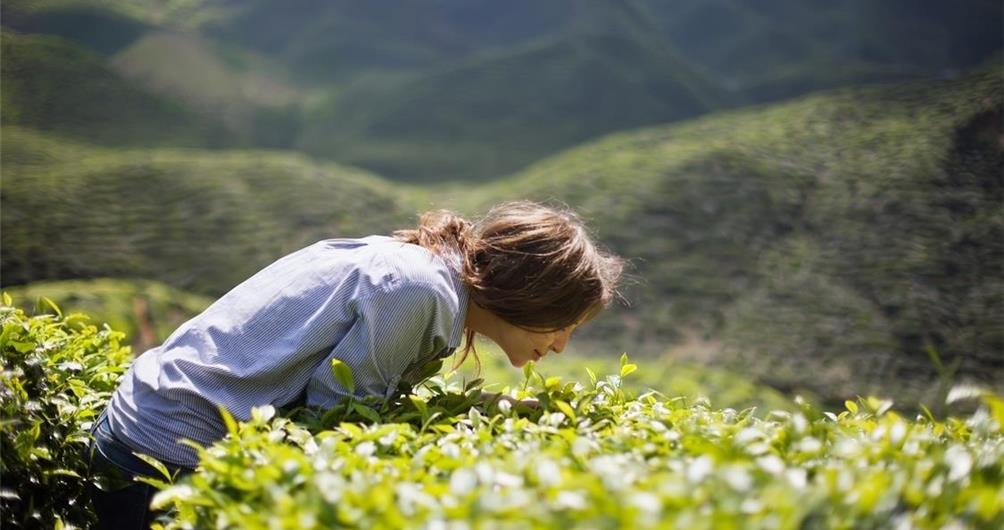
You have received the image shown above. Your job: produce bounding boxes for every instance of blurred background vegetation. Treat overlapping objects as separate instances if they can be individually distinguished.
[2,0,1001,414]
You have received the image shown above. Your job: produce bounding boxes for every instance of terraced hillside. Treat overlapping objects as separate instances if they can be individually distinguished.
[1,127,413,294]
[0,31,228,147]
[451,69,1003,409]
[2,68,1000,411]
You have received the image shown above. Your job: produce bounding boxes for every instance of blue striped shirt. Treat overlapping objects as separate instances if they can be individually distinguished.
[107,236,469,467]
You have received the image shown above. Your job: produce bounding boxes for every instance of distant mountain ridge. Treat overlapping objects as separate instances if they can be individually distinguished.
[3,0,998,181]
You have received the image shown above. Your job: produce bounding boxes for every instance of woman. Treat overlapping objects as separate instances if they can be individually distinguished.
[90,200,623,528]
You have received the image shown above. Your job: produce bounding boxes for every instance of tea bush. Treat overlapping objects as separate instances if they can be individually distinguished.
[1,297,1001,529]
[0,295,132,528]
[458,345,799,415]
[150,357,1004,530]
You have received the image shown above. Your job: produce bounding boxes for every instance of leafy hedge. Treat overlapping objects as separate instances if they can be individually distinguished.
[151,358,1004,529]
[0,295,132,528]
[1,298,1001,529]
[4,278,213,351]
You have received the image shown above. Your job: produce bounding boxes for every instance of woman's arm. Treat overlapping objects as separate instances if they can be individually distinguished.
[305,281,453,407]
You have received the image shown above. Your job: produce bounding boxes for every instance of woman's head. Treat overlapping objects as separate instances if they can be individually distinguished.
[394,201,624,366]
[465,201,622,331]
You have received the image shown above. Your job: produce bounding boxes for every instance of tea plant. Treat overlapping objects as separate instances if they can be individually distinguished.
[0,295,132,528]
[150,355,1004,530]
[1,297,1001,530]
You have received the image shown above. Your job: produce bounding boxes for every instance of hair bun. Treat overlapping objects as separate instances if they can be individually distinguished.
[392,210,472,259]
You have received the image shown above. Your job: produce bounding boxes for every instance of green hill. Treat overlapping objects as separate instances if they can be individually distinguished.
[0,0,150,56]
[108,30,303,148]
[0,31,230,147]
[2,1,998,184]
[637,0,1002,102]
[199,0,572,83]
[0,128,414,295]
[449,69,1003,410]
[299,29,725,182]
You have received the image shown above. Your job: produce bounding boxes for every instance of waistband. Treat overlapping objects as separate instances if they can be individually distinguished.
[91,409,193,482]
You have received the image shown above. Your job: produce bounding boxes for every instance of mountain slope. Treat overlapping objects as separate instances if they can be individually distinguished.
[1,0,151,55]
[299,28,725,181]
[108,30,302,148]
[638,0,1002,102]
[2,0,998,185]
[0,31,228,147]
[199,0,573,83]
[1,128,413,295]
[453,69,1003,407]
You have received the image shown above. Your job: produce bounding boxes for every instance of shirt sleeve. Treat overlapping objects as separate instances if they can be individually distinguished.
[304,280,454,408]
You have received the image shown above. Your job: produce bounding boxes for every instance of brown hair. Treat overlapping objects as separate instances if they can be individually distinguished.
[393,201,624,369]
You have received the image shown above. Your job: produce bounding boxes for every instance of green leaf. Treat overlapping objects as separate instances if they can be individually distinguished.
[2,292,12,306]
[31,446,52,460]
[585,367,597,387]
[865,396,893,416]
[430,424,454,434]
[522,361,536,381]
[845,400,859,414]
[330,359,356,394]
[39,296,62,318]
[410,396,429,420]
[46,468,81,478]
[321,405,345,426]
[11,341,35,353]
[554,400,576,421]
[218,405,239,436]
[338,423,364,438]
[981,394,1004,433]
[620,352,629,368]
[465,378,484,392]
[132,452,173,482]
[135,476,172,490]
[416,359,444,381]
[620,363,638,378]
[353,402,381,423]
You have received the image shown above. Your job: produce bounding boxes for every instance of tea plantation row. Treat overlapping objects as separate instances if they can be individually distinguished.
[1,299,1001,529]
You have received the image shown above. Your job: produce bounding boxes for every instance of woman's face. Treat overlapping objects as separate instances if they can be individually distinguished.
[465,303,588,368]
[491,320,577,368]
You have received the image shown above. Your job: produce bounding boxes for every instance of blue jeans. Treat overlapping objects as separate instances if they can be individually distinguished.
[89,410,192,530]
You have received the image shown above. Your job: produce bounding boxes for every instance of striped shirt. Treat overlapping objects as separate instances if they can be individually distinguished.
[107,236,469,467]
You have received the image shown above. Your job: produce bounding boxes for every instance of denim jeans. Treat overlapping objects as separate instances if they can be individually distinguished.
[89,410,192,530]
